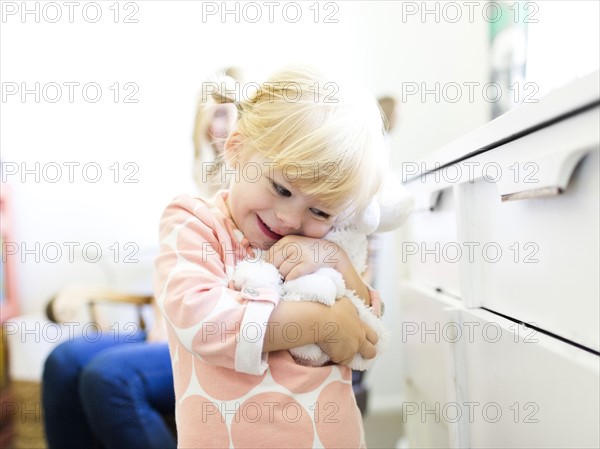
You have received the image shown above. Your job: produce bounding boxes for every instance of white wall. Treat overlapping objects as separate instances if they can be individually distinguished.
[349,2,490,408]
[1,1,361,311]
[374,0,600,415]
[526,1,600,96]
[1,1,490,409]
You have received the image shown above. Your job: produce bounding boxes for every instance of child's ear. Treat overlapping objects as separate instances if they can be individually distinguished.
[224,131,243,164]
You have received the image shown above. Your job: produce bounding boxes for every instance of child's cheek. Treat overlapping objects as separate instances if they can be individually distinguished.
[304,222,333,239]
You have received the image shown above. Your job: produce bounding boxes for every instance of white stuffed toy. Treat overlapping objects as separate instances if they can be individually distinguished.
[232,170,414,370]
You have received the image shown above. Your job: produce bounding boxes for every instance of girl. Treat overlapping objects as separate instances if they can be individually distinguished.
[153,65,386,448]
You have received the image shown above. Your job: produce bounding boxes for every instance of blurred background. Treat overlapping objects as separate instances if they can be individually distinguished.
[1,1,599,447]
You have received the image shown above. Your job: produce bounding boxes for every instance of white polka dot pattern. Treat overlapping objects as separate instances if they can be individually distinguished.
[154,194,366,448]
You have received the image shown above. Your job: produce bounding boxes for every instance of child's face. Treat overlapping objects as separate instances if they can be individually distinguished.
[227,154,340,250]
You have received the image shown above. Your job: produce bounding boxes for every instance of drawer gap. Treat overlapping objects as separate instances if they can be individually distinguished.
[481,307,600,357]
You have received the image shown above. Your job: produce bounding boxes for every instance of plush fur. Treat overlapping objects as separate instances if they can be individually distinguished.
[232,226,389,371]
[232,170,413,370]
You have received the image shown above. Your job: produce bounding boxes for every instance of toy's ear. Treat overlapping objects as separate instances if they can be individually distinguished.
[374,169,415,233]
[335,169,415,234]
[353,199,381,234]
[347,169,415,234]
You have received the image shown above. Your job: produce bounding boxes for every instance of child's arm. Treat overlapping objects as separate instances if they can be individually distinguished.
[154,196,376,376]
[263,296,378,364]
[154,195,282,375]
[266,235,372,305]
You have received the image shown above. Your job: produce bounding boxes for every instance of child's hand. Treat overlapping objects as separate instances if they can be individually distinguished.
[265,235,346,281]
[318,296,379,365]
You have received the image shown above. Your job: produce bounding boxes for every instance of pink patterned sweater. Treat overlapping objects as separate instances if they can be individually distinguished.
[154,192,371,448]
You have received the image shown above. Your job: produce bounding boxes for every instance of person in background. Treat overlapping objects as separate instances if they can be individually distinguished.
[378,95,398,137]
[41,68,241,449]
[193,68,240,198]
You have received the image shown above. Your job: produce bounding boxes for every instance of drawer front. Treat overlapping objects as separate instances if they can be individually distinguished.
[461,144,599,351]
[403,186,462,299]
[398,284,599,448]
[405,107,600,351]
[456,309,599,448]
[399,282,462,448]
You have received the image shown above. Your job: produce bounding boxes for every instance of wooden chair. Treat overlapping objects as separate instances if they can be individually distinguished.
[46,285,153,332]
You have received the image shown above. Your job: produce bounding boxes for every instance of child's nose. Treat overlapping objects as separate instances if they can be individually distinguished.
[275,207,302,231]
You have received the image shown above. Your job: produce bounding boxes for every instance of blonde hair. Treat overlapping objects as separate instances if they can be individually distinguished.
[226,65,386,220]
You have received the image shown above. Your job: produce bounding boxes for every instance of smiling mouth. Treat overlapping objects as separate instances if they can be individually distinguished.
[257,216,283,240]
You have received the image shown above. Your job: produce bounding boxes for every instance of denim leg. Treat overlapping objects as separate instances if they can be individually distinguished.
[42,331,144,449]
[79,342,176,449]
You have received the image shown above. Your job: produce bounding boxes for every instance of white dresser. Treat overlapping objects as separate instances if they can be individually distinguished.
[399,71,600,448]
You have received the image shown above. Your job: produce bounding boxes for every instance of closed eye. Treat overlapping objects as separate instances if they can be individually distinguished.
[310,208,331,219]
[271,181,291,198]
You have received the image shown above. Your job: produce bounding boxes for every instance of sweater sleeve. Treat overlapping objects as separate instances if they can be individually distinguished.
[153,195,279,375]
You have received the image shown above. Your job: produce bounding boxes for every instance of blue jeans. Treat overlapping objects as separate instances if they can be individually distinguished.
[42,331,176,449]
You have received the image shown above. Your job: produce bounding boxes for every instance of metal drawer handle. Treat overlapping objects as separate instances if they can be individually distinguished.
[501,186,562,202]
[497,147,594,202]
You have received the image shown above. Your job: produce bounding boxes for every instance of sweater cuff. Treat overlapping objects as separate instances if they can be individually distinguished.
[234,288,280,375]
